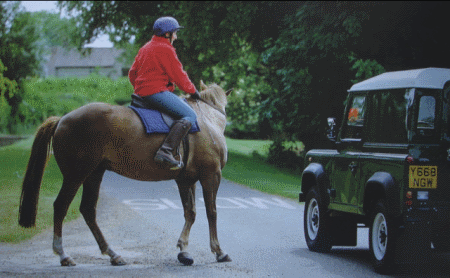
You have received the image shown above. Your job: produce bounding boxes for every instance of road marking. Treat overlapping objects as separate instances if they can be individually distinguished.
[232,197,296,209]
[122,197,297,211]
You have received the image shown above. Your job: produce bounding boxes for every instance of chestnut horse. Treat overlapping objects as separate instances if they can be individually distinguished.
[19,82,232,266]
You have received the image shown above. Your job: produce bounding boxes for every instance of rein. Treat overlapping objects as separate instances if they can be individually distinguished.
[197,97,226,116]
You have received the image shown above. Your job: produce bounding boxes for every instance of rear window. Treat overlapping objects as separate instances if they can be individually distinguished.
[414,89,438,141]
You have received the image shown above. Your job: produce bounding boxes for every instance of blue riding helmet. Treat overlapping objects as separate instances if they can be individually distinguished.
[153,17,184,36]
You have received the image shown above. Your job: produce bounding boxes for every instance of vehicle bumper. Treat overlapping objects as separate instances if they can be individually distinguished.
[403,206,450,224]
[396,206,450,261]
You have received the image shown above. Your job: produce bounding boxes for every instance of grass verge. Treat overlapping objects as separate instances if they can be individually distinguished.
[223,138,302,199]
[0,137,82,243]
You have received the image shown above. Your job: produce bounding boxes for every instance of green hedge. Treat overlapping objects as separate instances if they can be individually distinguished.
[16,75,133,132]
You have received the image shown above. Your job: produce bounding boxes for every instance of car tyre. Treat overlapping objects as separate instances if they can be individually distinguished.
[304,188,332,252]
[369,200,397,274]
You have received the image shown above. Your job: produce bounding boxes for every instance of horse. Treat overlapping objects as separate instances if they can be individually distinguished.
[18,81,232,266]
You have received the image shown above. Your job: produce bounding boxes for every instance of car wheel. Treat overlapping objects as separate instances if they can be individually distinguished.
[304,188,332,252]
[369,200,397,274]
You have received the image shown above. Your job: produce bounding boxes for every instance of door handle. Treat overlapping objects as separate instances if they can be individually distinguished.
[348,162,357,173]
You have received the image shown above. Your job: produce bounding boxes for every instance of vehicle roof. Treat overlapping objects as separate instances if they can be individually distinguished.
[348,67,450,92]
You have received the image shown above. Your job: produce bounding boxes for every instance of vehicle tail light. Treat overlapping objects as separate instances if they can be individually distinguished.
[405,191,413,207]
[406,156,414,164]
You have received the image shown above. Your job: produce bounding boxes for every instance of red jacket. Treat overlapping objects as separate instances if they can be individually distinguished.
[128,36,196,97]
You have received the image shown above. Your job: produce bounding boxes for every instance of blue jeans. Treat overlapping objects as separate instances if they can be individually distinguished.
[144,91,197,125]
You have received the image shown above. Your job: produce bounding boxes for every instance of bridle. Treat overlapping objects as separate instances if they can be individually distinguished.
[196,98,226,117]
[195,87,227,117]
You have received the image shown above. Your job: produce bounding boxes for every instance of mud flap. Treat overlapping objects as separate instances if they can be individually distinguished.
[329,217,357,246]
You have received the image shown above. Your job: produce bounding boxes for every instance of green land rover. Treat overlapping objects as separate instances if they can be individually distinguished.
[299,68,450,273]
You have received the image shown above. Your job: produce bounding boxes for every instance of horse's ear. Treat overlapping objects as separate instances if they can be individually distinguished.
[200,80,208,91]
[225,88,233,96]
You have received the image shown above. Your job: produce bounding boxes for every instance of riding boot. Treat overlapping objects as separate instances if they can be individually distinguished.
[154,119,192,170]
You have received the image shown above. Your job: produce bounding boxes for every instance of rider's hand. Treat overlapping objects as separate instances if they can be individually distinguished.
[191,90,201,100]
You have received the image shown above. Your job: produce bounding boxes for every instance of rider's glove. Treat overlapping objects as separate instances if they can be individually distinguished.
[192,90,201,100]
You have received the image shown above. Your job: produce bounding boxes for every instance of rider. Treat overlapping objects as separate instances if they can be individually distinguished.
[129,16,201,170]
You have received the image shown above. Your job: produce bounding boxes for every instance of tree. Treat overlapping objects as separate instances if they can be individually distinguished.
[0,1,43,132]
[262,2,376,150]
[28,11,84,51]
[0,1,42,81]
[262,1,450,154]
[0,58,19,133]
[57,1,299,84]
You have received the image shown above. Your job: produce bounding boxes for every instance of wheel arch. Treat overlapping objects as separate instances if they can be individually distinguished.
[300,163,329,205]
[363,172,401,217]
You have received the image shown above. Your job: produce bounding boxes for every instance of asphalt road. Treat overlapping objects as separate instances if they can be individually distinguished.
[2,171,450,277]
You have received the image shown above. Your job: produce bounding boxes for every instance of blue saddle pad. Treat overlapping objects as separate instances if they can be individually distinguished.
[129,106,200,134]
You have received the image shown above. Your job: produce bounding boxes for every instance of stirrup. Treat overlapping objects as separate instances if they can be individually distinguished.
[155,151,183,170]
[170,151,183,170]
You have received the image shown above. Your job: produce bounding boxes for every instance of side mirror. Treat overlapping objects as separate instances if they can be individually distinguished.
[327,117,337,142]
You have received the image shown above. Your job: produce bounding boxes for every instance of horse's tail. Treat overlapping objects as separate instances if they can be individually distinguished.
[19,116,61,228]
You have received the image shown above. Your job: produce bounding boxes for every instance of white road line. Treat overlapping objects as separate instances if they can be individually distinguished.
[122,197,297,211]
[232,197,296,209]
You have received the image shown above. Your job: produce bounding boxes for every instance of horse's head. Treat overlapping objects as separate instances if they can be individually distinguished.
[194,80,232,115]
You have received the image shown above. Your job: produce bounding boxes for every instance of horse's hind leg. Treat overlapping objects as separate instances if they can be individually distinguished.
[80,166,126,266]
[53,179,83,266]
[176,178,197,265]
[200,172,232,263]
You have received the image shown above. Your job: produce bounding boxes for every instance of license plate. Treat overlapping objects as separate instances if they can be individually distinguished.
[409,166,438,189]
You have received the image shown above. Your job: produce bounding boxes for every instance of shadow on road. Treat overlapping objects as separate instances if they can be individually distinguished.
[291,247,450,277]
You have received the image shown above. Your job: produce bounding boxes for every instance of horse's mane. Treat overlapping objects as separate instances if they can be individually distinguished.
[197,83,227,106]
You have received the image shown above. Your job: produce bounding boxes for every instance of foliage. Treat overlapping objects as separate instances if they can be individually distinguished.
[262,2,380,153]
[27,11,84,61]
[349,53,385,84]
[0,2,43,82]
[0,59,19,133]
[0,2,44,133]
[207,36,273,138]
[17,75,133,132]
[57,1,300,77]
[266,137,305,172]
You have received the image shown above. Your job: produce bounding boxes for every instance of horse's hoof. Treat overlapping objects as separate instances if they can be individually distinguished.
[111,256,127,266]
[60,257,76,266]
[216,253,232,263]
[178,252,194,266]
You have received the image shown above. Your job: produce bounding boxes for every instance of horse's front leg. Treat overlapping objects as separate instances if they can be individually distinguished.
[200,171,232,263]
[176,178,197,265]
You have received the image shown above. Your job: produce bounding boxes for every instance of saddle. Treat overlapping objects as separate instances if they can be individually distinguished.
[129,94,199,170]
[129,94,200,134]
